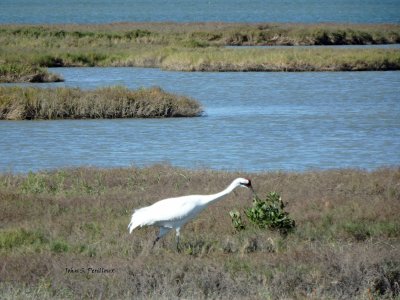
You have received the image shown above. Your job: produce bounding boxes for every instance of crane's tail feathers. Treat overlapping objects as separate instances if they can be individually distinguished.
[128,213,141,234]
[128,221,138,234]
[128,207,151,234]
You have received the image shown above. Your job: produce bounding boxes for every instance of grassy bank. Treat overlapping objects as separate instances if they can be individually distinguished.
[159,47,400,71]
[0,86,202,119]
[1,23,400,82]
[0,61,64,83]
[3,46,399,76]
[0,165,399,299]
[1,23,400,47]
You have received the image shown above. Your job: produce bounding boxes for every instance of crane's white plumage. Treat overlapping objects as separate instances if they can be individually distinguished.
[128,178,252,248]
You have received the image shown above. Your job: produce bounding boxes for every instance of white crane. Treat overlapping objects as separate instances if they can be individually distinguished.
[128,177,253,249]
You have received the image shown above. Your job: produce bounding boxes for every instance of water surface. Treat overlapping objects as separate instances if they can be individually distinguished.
[1,68,399,173]
[1,0,399,24]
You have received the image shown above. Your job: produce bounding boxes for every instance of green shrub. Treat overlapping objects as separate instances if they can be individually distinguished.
[245,192,295,234]
[230,192,295,234]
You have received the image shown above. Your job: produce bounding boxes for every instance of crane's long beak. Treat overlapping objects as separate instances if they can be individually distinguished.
[248,185,260,200]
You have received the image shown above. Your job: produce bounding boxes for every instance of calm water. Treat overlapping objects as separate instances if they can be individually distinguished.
[1,68,399,173]
[1,0,400,24]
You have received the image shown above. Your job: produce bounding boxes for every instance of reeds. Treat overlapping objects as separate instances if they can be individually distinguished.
[1,23,400,82]
[2,46,399,78]
[0,86,202,119]
[160,47,400,71]
[0,61,63,83]
[0,165,399,298]
[1,23,399,47]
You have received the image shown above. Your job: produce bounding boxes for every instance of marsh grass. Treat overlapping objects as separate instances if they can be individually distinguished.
[3,40,400,73]
[1,23,400,82]
[1,23,399,47]
[160,47,400,71]
[0,86,202,119]
[0,61,63,83]
[0,165,399,298]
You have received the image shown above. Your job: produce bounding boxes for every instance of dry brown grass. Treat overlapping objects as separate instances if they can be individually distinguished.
[0,86,202,119]
[0,165,399,299]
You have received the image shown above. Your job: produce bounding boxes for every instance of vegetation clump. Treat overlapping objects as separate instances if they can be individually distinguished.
[229,209,245,231]
[246,192,295,233]
[230,192,295,234]
[0,86,202,119]
[0,61,63,83]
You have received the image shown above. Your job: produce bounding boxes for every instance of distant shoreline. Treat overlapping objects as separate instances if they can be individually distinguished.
[1,22,400,82]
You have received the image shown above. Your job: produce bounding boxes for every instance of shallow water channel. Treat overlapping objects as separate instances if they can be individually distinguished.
[1,68,399,173]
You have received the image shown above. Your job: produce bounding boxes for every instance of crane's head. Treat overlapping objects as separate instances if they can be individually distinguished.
[238,178,252,189]
[236,178,258,197]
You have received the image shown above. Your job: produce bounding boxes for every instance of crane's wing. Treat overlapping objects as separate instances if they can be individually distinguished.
[128,195,204,233]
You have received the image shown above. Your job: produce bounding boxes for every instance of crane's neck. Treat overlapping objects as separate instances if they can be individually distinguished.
[201,180,240,206]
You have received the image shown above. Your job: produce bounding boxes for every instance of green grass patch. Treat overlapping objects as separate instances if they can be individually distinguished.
[50,240,69,253]
[20,172,49,194]
[0,228,47,250]
[343,220,400,240]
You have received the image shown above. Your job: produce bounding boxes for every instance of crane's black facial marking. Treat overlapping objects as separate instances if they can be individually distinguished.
[241,178,252,188]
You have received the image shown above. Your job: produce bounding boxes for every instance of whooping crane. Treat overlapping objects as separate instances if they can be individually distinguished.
[128,177,253,250]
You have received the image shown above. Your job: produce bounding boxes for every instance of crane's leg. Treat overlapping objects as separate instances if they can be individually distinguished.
[175,227,181,252]
[152,237,160,248]
[152,227,171,249]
